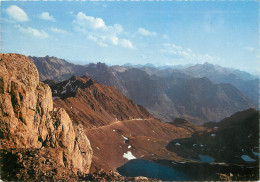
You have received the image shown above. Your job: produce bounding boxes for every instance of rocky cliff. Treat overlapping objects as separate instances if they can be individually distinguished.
[0,54,93,180]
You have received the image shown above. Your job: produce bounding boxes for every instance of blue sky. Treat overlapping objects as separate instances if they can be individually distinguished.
[1,1,259,74]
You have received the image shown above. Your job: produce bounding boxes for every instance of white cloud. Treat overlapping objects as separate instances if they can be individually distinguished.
[138,28,157,37]
[73,12,134,49]
[244,46,255,52]
[50,27,69,35]
[16,25,49,39]
[39,12,55,22]
[120,39,134,49]
[161,43,222,64]
[74,12,106,30]
[6,5,29,22]
[110,36,119,45]
[87,35,108,47]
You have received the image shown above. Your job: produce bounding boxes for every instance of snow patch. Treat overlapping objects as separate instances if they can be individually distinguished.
[61,80,71,94]
[175,143,181,146]
[96,147,100,150]
[128,145,131,149]
[113,129,116,132]
[211,133,216,137]
[123,151,136,160]
[193,144,197,147]
[122,135,129,141]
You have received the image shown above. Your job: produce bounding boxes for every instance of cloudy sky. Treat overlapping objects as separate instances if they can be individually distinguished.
[1,1,259,74]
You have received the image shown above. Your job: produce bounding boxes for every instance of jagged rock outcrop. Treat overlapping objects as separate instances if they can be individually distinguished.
[0,53,93,180]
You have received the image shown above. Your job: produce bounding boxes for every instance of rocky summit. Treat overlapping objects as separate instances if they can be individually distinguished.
[0,54,93,181]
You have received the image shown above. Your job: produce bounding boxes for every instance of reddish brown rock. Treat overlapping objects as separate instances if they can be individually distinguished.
[52,75,151,128]
[0,53,93,180]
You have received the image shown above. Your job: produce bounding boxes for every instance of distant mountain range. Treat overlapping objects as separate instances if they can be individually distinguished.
[179,62,259,102]
[30,56,258,124]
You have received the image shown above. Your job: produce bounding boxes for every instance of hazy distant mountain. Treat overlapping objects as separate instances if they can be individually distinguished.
[29,56,88,81]
[77,64,255,124]
[182,62,257,80]
[179,62,259,103]
[32,56,257,124]
[163,76,256,124]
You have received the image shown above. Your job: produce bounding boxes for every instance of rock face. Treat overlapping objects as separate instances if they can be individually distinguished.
[0,54,93,180]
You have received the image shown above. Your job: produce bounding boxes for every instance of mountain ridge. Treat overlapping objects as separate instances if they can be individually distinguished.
[49,75,151,128]
[30,56,258,124]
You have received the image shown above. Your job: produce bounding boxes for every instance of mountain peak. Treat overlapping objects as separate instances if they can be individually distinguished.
[48,75,96,98]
